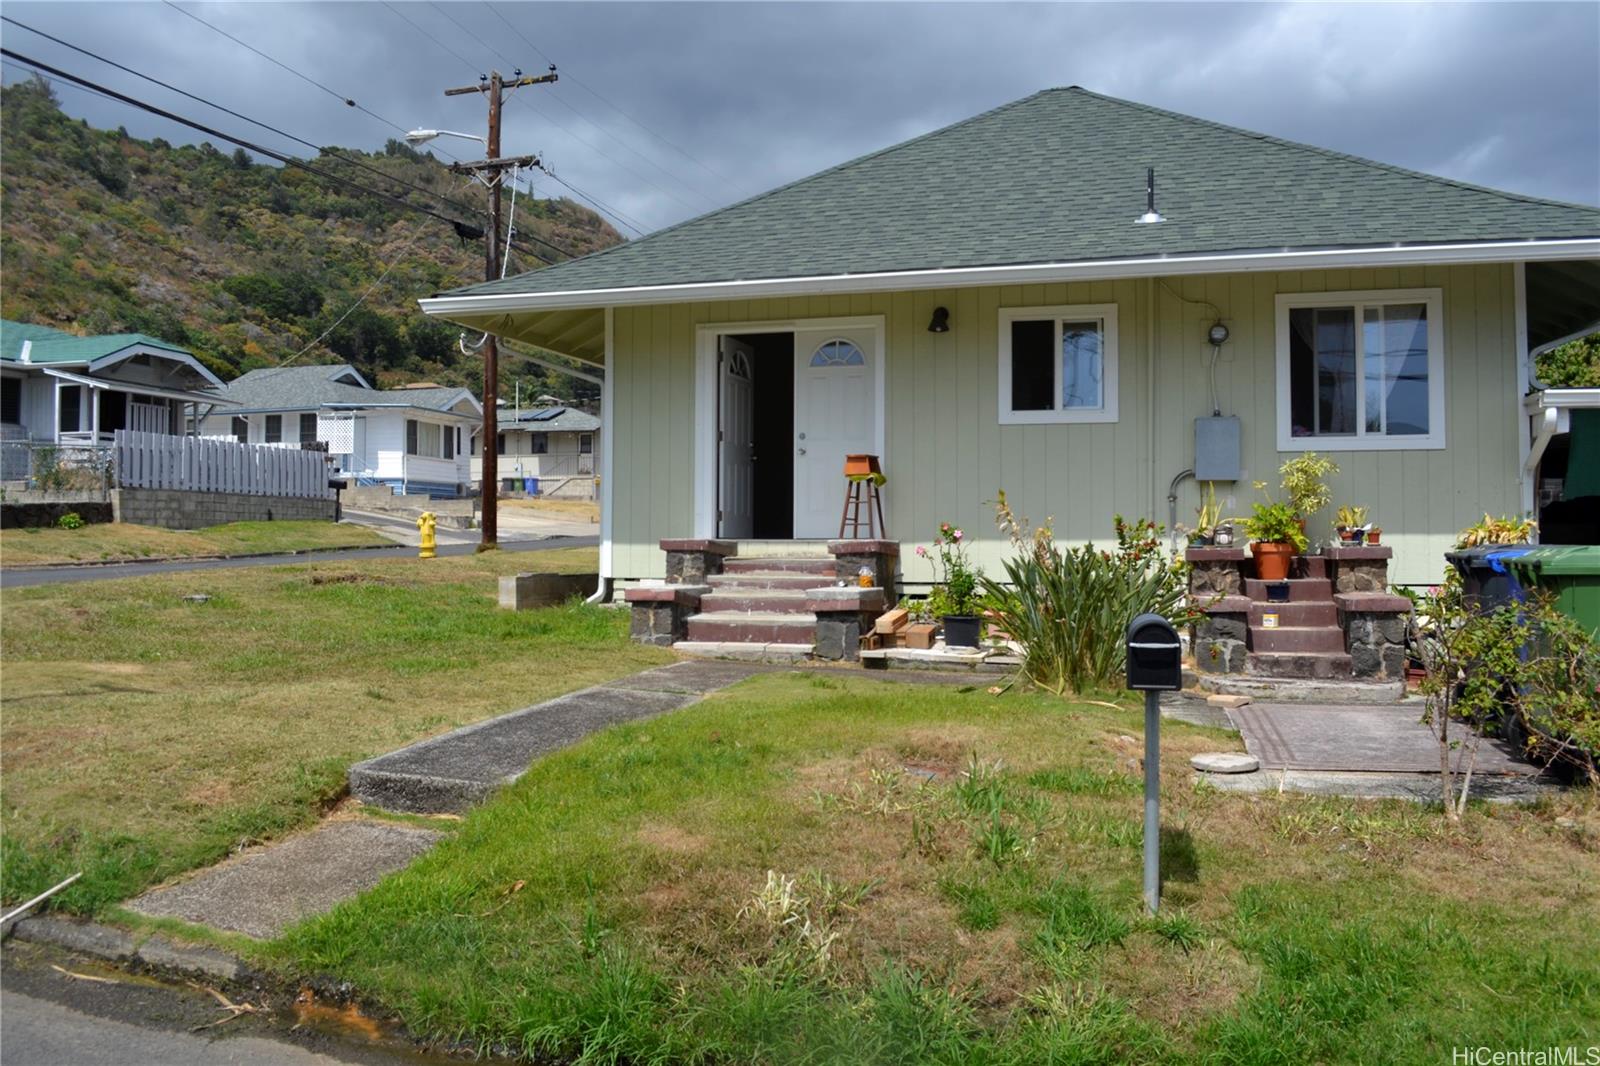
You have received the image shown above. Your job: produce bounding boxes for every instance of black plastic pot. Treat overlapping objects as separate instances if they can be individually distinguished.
[942,614,981,648]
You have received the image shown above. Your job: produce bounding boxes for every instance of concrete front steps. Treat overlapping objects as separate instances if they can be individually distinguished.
[685,555,832,646]
[1243,569,1350,678]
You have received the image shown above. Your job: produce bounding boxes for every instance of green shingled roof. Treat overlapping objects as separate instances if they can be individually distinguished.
[446,87,1600,300]
[1,318,193,364]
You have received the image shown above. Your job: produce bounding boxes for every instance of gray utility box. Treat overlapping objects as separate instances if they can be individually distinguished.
[1194,416,1241,482]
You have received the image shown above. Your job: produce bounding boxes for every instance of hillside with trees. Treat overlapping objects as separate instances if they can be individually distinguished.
[0,77,621,403]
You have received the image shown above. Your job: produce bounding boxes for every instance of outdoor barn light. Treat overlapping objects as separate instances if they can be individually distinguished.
[1208,321,1230,346]
[928,306,950,333]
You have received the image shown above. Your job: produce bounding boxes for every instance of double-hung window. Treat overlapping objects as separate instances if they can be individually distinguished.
[998,304,1119,424]
[264,414,282,443]
[1276,289,1445,451]
[298,412,318,444]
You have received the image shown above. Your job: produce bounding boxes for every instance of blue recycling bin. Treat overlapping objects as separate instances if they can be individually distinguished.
[526,477,539,496]
[1445,546,1535,612]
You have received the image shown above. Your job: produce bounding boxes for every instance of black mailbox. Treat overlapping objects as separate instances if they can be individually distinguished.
[1126,613,1182,691]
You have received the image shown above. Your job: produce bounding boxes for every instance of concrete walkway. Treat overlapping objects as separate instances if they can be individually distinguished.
[1203,700,1561,801]
[127,820,442,939]
[350,660,774,814]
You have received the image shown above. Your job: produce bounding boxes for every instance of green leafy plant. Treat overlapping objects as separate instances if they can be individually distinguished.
[1412,584,1600,816]
[1535,332,1599,388]
[1279,452,1338,519]
[56,512,85,530]
[1192,481,1222,541]
[1333,505,1368,531]
[916,522,982,617]
[1241,500,1308,551]
[983,497,1194,694]
[1455,513,1537,548]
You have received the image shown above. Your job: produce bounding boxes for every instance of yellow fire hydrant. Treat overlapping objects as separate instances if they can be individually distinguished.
[417,511,437,559]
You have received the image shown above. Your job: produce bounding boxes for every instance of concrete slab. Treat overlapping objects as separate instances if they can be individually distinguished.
[126,820,441,940]
[1229,703,1545,775]
[1197,674,1409,704]
[349,686,695,814]
[602,659,777,694]
[1198,768,1566,803]
[1191,752,1260,773]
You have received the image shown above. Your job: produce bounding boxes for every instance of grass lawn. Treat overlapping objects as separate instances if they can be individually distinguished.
[0,547,671,913]
[502,497,600,523]
[269,673,1600,1064]
[0,520,388,566]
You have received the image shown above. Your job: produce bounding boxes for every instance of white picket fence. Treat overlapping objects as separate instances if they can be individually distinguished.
[114,430,333,499]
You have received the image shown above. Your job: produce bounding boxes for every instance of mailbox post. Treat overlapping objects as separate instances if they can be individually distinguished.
[1126,613,1182,913]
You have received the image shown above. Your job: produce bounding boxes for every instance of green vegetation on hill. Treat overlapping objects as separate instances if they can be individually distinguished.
[0,77,620,399]
[1537,333,1600,388]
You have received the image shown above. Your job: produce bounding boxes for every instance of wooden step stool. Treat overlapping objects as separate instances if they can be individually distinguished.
[839,454,887,539]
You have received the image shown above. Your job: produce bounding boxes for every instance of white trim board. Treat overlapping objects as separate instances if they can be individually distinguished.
[419,238,1600,316]
[693,316,886,539]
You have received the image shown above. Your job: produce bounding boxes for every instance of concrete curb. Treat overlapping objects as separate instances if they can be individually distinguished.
[7,915,251,984]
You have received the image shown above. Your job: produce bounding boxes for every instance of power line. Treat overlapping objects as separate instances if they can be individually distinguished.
[280,226,425,367]
[2,19,589,264]
[431,0,722,211]
[160,0,434,152]
[382,2,706,222]
[485,1,738,190]
[537,168,646,238]
[1,48,560,268]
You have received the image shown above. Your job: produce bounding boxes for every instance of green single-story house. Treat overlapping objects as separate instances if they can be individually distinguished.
[421,87,1600,597]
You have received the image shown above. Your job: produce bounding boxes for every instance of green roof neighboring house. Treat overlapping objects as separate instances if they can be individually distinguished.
[429,87,1600,311]
[1,319,196,366]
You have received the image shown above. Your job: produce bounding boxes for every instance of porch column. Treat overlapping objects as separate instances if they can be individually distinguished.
[91,387,101,444]
[52,377,61,444]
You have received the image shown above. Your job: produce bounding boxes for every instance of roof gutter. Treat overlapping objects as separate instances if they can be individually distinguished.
[418,237,1600,316]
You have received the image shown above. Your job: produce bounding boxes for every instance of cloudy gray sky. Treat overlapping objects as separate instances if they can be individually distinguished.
[4,1,1597,237]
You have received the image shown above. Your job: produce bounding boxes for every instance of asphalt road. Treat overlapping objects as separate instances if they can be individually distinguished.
[0,944,428,1066]
[0,535,599,588]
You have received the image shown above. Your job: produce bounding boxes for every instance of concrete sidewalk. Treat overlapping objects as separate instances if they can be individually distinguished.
[349,660,775,814]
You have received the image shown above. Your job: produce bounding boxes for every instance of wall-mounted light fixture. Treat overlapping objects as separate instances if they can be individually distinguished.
[928,306,950,333]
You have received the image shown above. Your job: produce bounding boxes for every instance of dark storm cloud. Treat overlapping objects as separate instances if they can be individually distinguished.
[4,1,1596,236]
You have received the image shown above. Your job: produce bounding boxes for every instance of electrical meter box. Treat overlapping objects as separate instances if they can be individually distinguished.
[1195,416,1241,482]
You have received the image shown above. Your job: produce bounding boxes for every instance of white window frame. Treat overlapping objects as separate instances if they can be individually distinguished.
[1275,288,1446,452]
[997,303,1120,425]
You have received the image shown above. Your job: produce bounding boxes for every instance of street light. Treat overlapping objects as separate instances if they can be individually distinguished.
[404,128,486,146]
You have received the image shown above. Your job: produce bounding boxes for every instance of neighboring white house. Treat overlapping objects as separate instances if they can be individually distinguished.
[2,318,233,479]
[200,364,480,497]
[470,405,600,497]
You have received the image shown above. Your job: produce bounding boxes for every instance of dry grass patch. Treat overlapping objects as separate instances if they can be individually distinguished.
[0,519,386,566]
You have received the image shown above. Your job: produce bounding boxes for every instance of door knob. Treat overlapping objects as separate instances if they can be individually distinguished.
[798,448,807,455]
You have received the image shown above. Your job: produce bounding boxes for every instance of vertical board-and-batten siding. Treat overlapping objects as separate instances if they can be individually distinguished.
[608,263,1517,585]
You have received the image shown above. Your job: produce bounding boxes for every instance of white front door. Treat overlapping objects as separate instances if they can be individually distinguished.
[792,326,877,538]
[718,337,756,539]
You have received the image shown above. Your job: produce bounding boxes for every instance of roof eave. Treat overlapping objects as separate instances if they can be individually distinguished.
[420,237,1600,317]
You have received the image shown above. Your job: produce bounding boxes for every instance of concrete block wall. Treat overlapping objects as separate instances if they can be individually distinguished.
[113,488,336,529]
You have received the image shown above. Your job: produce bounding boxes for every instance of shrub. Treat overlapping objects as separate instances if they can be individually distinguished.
[1279,452,1338,519]
[56,512,85,530]
[1455,513,1537,548]
[983,493,1193,694]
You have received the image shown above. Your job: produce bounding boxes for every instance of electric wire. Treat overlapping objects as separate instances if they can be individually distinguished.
[0,15,529,243]
[380,2,694,225]
[0,49,560,268]
[160,0,436,154]
[280,226,425,367]
[429,0,721,211]
[485,1,738,190]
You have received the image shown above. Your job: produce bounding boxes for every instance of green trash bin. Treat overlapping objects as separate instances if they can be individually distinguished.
[1506,546,1600,637]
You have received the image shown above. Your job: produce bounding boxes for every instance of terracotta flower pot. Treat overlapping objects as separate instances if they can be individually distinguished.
[1251,541,1295,582]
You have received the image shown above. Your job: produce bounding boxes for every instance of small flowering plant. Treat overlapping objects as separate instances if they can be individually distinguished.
[918,521,983,617]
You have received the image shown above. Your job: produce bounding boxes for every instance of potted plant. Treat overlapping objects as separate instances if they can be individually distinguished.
[1241,486,1309,582]
[1280,452,1338,535]
[917,522,983,647]
[1334,505,1369,545]
[1368,525,1382,545]
[1190,481,1222,546]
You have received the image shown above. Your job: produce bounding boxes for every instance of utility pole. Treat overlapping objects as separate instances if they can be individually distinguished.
[443,66,556,549]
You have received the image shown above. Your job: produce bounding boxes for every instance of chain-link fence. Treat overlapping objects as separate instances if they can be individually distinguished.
[0,440,114,499]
